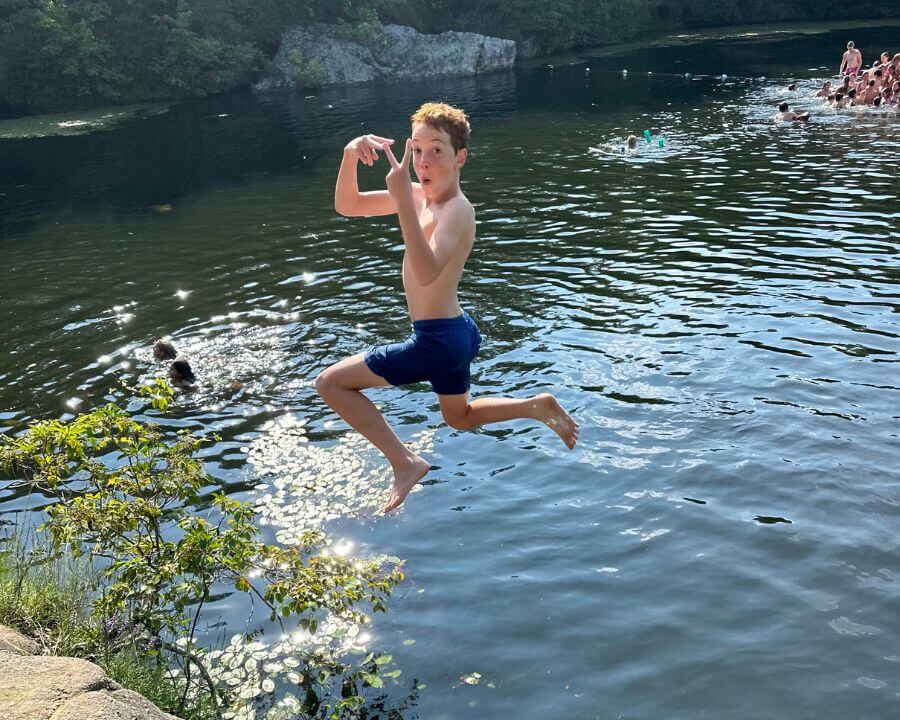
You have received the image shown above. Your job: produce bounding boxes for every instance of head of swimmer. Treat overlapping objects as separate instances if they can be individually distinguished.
[153,339,177,361]
[409,102,469,201]
[846,41,855,50]
[778,102,789,113]
[169,359,196,386]
[626,134,638,149]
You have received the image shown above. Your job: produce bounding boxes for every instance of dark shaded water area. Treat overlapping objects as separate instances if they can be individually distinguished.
[2,21,900,719]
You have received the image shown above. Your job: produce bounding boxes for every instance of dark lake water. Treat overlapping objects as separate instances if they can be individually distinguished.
[2,20,900,719]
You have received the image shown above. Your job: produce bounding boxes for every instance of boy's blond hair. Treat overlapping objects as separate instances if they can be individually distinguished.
[410,102,470,152]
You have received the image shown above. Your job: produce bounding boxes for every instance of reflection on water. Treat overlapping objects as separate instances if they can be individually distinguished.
[248,414,434,543]
[2,21,900,720]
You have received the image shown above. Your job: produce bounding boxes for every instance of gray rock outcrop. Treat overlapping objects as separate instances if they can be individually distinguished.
[256,23,516,90]
[0,624,40,655]
[0,624,180,720]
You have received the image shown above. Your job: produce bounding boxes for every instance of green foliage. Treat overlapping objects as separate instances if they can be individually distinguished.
[0,534,99,656]
[288,50,327,89]
[0,535,218,719]
[148,0,260,96]
[0,381,406,719]
[328,7,395,50]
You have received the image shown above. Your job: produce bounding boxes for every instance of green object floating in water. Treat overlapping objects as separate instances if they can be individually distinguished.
[658,136,664,148]
[643,129,652,143]
[462,672,482,686]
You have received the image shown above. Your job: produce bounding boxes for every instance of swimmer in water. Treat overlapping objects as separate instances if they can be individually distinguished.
[772,102,810,122]
[590,134,638,155]
[319,102,579,512]
[153,339,177,360]
[169,358,197,390]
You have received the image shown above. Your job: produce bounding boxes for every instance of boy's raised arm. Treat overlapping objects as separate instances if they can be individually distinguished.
[335,134,406,217]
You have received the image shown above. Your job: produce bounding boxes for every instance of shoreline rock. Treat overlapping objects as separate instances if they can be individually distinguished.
[255,23,516,91]
[0,624,180,720]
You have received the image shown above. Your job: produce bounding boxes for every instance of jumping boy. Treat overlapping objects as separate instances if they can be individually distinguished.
[317,102,579,513]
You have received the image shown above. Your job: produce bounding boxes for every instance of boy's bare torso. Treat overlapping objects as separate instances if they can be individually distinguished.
[402,190,475,321]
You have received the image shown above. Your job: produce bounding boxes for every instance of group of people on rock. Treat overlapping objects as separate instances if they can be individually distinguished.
[773,42,898,121]
[819,44,899,110]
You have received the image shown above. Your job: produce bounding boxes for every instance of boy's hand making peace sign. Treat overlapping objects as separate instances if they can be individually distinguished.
[383,138,413,200]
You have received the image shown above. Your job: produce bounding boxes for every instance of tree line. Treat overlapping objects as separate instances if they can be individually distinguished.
[0,0,890,113]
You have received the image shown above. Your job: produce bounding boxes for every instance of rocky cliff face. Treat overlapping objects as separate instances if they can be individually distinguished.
[255,24,516,90]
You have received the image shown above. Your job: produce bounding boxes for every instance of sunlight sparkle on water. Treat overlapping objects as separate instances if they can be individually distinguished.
[247,414,434,541]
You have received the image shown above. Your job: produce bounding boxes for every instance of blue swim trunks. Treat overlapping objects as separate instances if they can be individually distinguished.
[364,312,481,396]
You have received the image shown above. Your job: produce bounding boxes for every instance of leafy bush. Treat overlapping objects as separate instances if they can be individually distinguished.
[329,7,395,50]
[0,380,409,719]
[0,534,220,719]
[288,50,327,88]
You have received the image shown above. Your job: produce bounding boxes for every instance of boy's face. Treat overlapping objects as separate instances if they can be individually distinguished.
[411,123,466,199]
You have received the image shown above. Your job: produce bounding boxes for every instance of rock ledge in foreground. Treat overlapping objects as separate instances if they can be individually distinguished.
[0,624,180,720]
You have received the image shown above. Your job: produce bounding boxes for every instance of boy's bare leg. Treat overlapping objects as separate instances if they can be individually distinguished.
[315,353,430,512]
[439,392,579,448]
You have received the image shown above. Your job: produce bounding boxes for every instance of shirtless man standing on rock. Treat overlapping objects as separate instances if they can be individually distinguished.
[317,102,579,512]
[840,41,863,78]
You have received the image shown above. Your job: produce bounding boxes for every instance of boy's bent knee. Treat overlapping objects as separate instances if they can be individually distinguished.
[442,409,473,431]
[314,370,336,398]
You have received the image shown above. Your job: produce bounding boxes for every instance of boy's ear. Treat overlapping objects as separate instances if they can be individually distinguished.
[456,147,467,170]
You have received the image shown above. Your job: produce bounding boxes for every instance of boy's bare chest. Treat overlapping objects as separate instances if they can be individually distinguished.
[417,205,440,241]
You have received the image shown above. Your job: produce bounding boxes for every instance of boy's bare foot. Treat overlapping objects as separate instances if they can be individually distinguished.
[381,455,431,512]
[535,393,579,449]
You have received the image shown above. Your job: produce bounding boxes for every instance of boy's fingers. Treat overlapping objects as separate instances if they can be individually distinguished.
[370,135,394,145]
[400,138,411,168]
[383,143,399,169]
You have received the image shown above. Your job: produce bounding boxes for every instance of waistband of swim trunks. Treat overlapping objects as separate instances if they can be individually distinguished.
[411,312,470,331]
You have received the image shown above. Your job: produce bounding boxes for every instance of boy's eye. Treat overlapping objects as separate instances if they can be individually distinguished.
[433,148,440,154]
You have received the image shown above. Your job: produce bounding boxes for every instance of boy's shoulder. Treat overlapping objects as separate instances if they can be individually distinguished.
[445,191,475,216]
[442,193,476,228]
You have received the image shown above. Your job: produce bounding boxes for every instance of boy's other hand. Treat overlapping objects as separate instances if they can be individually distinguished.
[345,134,393,166]
[384,138,412,198]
